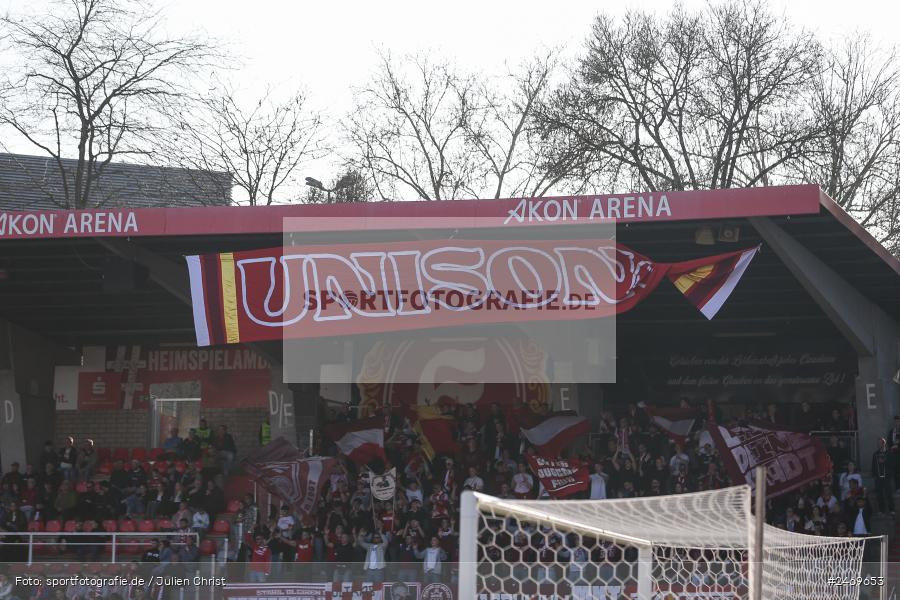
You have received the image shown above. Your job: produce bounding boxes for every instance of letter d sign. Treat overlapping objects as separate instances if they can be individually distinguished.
[3,399,13,424]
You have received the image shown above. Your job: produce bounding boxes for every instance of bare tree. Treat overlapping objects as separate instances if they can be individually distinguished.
[537,1,822,192]
[0,0,214,208]
[464,53,584,198]
[346,52,576,201]
[799,38,900,255]
[165,85,323,205]
[346,53,479,201]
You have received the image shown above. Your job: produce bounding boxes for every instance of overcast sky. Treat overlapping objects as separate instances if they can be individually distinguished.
[3,0,900,197]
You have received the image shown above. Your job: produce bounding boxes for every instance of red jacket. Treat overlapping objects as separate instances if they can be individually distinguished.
[294,540,313,562]
[250,543,271,573]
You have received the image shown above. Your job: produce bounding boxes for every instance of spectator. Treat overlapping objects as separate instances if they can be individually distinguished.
[124,484,148,517]
[358,528,390,583]
[816,486,839,514]
[19,478,38,521]
[1,463,22,490]
[872,437,895,515]
[201,479,226,517]
[179,535,201,562]
[332,532,355,583]
[162,428,183,453]
[463,467,484,492]
[58,436,78,482]
[213,425,237,475]
[196,418,212,452]
[293,530,314,563]
[54,480,78,520]
[668,443,690,476]
[839,461,864,501]
[77,439,97,481]
[589,463,608,500]
[414,536,448,584]
[173,501,193,526]
[192,506,210,535]
[39,441,58,471]
[512,463,533,499]
[848,495,871,536]
[142,538,161,562]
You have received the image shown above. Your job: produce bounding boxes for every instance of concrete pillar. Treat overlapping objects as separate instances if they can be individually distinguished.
[0,320,69,471]
[750,217,900,469]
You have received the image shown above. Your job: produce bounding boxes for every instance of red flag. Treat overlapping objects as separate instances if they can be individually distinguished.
[519,412,589,456]
[706,418,832,498]
[407,406,460,461]
[242,438,337,516]
[639,402,698,444]
[527,455,589,498]
[325,417,386,466]
[667,245,759,319]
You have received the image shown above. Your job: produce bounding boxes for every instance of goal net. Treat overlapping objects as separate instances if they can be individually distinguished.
[459,486,880,600]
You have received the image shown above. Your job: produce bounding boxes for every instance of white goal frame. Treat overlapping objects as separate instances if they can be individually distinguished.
[459,485,886,600]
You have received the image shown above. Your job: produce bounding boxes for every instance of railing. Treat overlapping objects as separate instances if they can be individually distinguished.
[809,429,858,464]
[3,531,199,564]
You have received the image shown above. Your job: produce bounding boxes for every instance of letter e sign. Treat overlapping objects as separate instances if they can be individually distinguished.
[866,383,877,409]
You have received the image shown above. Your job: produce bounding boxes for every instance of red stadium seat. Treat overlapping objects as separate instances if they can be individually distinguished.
[102,519,118,533]
[75,481,88,493]
[155,519,173,531]
[211,519,230,535]
[141,461,153,473]
[174,461,187,473]
[119,520,136,532]
[98,462,113,475]
[97,447,112,462]
[113,448,130,462]
[138,519,155,533]
[199,539,217,556]
[149,448,164,460]
[224,499,241,514]
[28,521,45,532]
[154,460,169,473]
[131,448,147,461]
[83,521,96,532]
[63,520,77,533]
[45,520,61,533]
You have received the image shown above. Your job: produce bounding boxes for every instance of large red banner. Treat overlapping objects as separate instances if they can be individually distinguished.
[707,420,832,498]
[242,439,337,518]
[187,239,757,346]
[527,455,589,498]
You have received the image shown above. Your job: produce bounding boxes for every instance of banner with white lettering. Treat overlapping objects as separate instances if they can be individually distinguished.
[371,468,396,501]
[706,419,832,498]
[526,455,589,498]
[187,240,758,346]
[242,439,337,518]
[53,345,271,410]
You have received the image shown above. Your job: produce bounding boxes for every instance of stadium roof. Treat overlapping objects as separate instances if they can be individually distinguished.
[0,184,896,348]
[0,153,232,211]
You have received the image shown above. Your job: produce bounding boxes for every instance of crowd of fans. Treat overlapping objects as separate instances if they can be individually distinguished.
[0,399,884,594]
[0,419,238,567]
[226,399,866,586]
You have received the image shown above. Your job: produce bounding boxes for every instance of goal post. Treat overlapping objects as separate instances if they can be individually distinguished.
[460,485,879,600]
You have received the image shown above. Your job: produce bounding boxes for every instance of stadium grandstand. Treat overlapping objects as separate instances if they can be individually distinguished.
[0,168,898,600]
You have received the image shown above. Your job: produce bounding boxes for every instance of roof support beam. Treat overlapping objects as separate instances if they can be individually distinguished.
[750,217,900,471]
[94,237,192,305]
[94,237,282,368]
